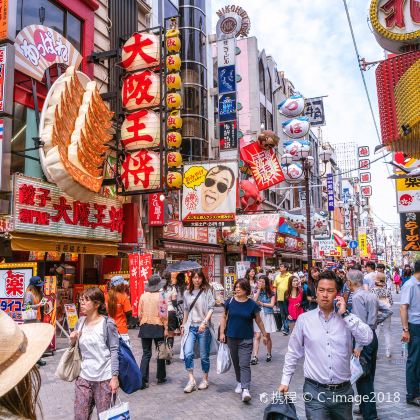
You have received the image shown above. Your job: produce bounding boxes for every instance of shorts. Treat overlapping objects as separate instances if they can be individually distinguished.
[168,311,179,332]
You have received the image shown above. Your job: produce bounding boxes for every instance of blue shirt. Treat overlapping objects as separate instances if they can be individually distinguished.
[225,298,261,339]
[400,276,420,324]
[258,291,275,314]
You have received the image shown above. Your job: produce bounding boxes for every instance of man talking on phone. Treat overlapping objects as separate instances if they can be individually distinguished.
[278,270,373,420]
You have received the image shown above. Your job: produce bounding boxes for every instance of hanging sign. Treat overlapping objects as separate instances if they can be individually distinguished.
[0,44,14,115]
[361,185,373,197]
[282,117,310,139]
[14,25,82,81]
[303,97,326,126]
[148,193,164,226]
[360,172,371,183]
[327,173,334,211]
[138,254,152,296]
[359,159,370,170]
[359,232,368,257]
[400,212,420,251]
[358,146,370,157]
[219,121,238,150]
[278,95,305,118]
[120,32,160,71]
[396,176,420,212]
[128,253,140,317]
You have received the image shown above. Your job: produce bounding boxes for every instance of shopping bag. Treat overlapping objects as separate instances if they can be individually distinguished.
[350,355,364,384]
[99,398,130,420]
[216,342,231,374]
[156,339,173,361]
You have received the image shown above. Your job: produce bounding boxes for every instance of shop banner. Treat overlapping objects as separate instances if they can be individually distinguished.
[43,276,57,350]
[0,262,37,321]
[219,121,238,150]
[0,43,14,115]
[64,303,78,330]
[202,254,215,283]
[358,233,368,257]
[400,212,420,251]
[304,97,326,126]
[13,174,123,242]
[396,177,420,213]
[128,253,140,317]
[236,261,250,279]
[14,25,82,82]
[217,38,235,67]
[182,161,237,227]
[223,269,236,299]
[275,234,304,252]
[148,193,164,226]
[139,254,152,296]
[240,142,284,191]
[163,221,217,244]
[318,239,338,257]
[326,173,334,211]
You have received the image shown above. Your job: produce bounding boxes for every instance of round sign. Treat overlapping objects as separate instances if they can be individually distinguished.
[216,12,242,39]
[349,240,358,249]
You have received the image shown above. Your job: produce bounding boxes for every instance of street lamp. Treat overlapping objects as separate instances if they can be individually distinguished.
[281,147,331,269]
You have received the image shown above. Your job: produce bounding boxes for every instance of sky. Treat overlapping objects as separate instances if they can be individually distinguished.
[211,0,400,230]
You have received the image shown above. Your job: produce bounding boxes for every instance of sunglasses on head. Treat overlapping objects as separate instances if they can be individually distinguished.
[204,177,229,193]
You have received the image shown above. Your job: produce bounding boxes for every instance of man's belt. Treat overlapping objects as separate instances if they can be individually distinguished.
[305,377,350,391]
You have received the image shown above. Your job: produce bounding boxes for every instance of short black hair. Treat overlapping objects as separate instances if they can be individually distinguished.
[352,263,362,271]
[235,278,251,296]
[366,261,376,270]
[206,165,235,189]
[377,263,385,270]
[316,270,341,291]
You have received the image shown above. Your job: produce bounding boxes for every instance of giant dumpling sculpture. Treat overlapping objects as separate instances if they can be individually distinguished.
[40,66,114,199]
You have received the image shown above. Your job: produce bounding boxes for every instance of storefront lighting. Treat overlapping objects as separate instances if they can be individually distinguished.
[159,194,165,202]
[319,148,333,163]
[297,148,310,159]
[281,153,293,166]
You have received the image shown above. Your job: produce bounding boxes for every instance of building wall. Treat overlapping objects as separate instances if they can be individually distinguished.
[94,0,110,93]
[333,141,359,178]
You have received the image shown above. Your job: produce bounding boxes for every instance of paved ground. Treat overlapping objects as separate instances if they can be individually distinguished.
[38,294,419,419]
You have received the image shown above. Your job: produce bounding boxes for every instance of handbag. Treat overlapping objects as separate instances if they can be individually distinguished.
[157,338,173,361]
[55,319,85,382]
[118,337,142,394]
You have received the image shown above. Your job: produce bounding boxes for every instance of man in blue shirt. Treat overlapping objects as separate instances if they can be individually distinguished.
[400,260,420,407]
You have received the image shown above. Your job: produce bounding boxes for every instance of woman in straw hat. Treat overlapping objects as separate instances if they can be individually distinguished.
[0,310,54,419]
[138,274,168,390]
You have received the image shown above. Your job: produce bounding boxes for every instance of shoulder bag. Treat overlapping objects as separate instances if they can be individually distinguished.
[217,297,233,341]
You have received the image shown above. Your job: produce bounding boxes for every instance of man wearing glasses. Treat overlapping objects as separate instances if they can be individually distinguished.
[201,165,235,212]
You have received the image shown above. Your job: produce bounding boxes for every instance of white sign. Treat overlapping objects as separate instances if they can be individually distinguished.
[236,261,250,279]
[217,38,235,67]
[318,239,337,256]
[13,174,122,242]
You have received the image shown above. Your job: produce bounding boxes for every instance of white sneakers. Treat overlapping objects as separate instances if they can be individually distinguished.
[184,380,197,393]
[198,380,209,390]
[242,389,251,402]
[235,382,242,393]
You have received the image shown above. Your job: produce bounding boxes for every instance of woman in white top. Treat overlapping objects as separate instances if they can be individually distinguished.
[70,287,119,420]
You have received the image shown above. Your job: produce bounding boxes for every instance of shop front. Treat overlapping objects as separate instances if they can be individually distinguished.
[275,218,305,268]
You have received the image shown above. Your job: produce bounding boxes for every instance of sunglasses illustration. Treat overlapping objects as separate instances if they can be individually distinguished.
[204,177,229,193]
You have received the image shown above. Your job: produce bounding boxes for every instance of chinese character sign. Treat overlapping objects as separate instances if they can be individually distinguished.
[148,193,164,226]
[122,70,160,111]
[396,176,420,212]
[121,109,160,150]
[219,121,238,150]
[121,33,160,72]
[128,254,140,317]
[138,254,152,296]
[182,162,238,227]
[43,276,57,350]
[327,173,335,211]
[400,212,420,251]
[358,146,370,157]
[360,172,371,183]
[304,97,326,126]
[278,95,305,118]
[241,142,285,191]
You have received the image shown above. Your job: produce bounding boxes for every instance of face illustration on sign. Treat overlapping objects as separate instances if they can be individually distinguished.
[201,166,235,211]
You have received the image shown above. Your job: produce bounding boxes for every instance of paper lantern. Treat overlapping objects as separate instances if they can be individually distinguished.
[166,54,181,72]
[282,163,304,183]
[166,73,182,90]
[166,36,181,53]
[167,151,182,167]
[278,95,305,118]
[122,70,160,111]
[121,33,160,71]
[166,28,180,38]
[282,117,310,139]
[166,131,182,148]
[166,92,182,109]
[121,109,160,150]
[167,171,183,189]
[284,141,310,161]
[120,150,161,191]
[167,110,183,129]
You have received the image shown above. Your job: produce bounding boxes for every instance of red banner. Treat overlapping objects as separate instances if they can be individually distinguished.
[240,142,284,191]
[138,254,153,296]
[128,254,140,317]
[148,193,165,226]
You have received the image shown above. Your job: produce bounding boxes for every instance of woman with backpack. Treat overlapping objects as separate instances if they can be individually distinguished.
[70,287,119,420]
[180,270,217,393]
[106,275,132,346]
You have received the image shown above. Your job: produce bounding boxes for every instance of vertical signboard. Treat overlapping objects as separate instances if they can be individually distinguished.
[128,253,140,317]
[326,173,334,211]
[399,212,420,251]
[0,43,14,115]
[148,193,165,226]
[43,276,57,351]
[0,0,17,42]
[304,97,326,126]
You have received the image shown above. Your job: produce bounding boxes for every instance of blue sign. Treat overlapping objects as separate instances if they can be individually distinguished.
[218,93,237,122]
[349,240,358,249]
[343,187,350,204]
[218,65,236,93]
[327,173,334,211]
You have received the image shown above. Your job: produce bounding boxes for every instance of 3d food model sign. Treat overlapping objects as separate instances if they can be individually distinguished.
[40,66,114,199]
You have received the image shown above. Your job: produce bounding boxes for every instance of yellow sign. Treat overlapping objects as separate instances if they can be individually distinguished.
[396,177,420,191]
[64,303,79,330]
[359,233,367,257]
[183,165,208,190]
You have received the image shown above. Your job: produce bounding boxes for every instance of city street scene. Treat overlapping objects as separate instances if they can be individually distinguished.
[0,1,419,420]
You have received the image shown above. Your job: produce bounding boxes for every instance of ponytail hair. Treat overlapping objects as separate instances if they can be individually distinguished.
[82,287,107,315]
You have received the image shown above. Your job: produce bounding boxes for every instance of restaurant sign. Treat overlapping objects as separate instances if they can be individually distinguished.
[163,221,217,244]
[12,174,122,242]
[400,212,420,251]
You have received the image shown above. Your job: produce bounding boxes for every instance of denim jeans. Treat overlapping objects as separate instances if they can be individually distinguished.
[184,326,211,373]
[277,301,289,333]
[407,323,420,401]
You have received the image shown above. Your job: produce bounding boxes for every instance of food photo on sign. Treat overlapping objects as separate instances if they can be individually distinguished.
[182,161,237,226]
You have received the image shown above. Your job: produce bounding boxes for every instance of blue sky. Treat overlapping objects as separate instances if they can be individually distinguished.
[211,0,400,229]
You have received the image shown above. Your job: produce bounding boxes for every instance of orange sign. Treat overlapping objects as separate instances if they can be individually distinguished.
[0,0,9,41]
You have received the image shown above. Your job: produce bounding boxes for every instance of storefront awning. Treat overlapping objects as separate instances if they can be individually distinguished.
[247,244,275,258]
[163,240,223,254]
[10,233,118,255]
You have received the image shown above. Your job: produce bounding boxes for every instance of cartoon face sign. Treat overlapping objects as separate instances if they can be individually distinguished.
[201,166,235,212]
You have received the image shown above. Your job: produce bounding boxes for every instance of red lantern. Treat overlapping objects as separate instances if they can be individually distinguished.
[121,110,160,150]
[121,33,160,71]
[122,70,160,111]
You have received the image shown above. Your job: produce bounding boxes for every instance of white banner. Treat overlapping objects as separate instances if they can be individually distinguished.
[217,38,235,67]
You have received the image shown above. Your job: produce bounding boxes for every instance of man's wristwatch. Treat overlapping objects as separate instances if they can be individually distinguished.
[403,327,409,332]
[341,310,350,319]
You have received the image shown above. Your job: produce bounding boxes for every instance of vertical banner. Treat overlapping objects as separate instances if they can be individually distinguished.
[0,0,17,42]
[128,253,140,317]
[138,254,152,296]
[399,212,420,251]
[148,193,165,226]
[326,173,334,211]
[202,254,215,283]
[358,232,368,257]
[304,97,326,126]
[43,276,57,351]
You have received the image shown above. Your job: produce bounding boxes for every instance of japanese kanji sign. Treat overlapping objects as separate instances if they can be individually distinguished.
[219,121,238,150]
[358,146,370,157]
[304,97,326,126]
[240,141,285,191]
[396,175,420,213]
[359,159,370,170]
[138,254,152,296]
[360,172,371,183]
[361,185,373,197]
[121,32,160,72]
[218,92,237,122]
[0,262,37,322]
[218,65,236,94]
[128,253,140,317]
[400,212,420,251]
[182,161,237,227]
[148,193,164,226]
[327,173,335,211]
[13,174,122,242]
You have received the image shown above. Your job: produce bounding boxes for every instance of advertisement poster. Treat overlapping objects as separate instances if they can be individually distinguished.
[138,254,152,296]
[236,261,250,279]
[0,262,37,321]
[240,142,284,191]
[400,212,420,251]
[149,193,165,226]
[128,253,140,317]
[202,254,215,283]
[64,303,79,330]
[223,268,236,298]
[182,161,237,227]
[43,276,57,350]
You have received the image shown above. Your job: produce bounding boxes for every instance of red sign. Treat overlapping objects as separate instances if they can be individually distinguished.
[163,221,210,243]
[360,172,371,183]
[128,253,140,317]
[148,193,164,226]
[361,185,373,196]
[138,254,152,296]
[275,233,304,252]
[240,142,285,191]
[358,146,370,157]
[359,159,370,170]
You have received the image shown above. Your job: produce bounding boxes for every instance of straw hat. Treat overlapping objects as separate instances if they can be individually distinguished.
[0,310,54,397]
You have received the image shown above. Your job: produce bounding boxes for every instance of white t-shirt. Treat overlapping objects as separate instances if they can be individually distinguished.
[364,272,376,290]
[79,318,112,381]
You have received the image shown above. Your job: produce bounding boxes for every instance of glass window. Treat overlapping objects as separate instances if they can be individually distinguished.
[181,28,206,64]
[259,60,265,95]
[66,12,82,52]
[181,62,207,86]
[17,0,64,34]
[179,0,206,11]
[180,7,206,31]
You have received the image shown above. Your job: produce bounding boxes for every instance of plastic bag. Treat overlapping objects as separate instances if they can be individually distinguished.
[99,398,130,420]
[350,355,364,384]
[216,342,231,374]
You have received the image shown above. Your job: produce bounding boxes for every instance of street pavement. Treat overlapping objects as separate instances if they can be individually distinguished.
[38,294,419,419]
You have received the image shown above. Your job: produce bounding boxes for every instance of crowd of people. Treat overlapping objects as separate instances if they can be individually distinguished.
[0,260,419,420]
